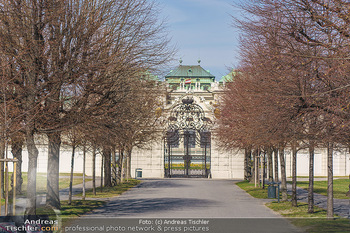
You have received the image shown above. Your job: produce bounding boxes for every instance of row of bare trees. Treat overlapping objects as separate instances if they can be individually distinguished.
[0,0,174,215]
[217,0,350,218]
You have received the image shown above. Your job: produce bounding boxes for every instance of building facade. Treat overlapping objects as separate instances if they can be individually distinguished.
[129,62,350,179]
[11,62,350,180]
[130,61,244,179]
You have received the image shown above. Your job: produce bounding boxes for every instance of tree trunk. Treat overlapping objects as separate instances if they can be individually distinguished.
[68,144,75,205]
[250,149,255,184]
[100,155,104,192]
[126,147,133,181]
[0,138,4,198]
[308,144,315,213]
[46,132,61,209]
[117,155,121,184]
[327,142,334,219]
[25,128,39,215]
[23,1,43,215]
[268,147,273,183]
[112,148,117,186]
[126,154,130,182]
[121,151,126,183]
[82,146,86,200]
[279,146,287,201]
[103,147,112,187]
[244,148,252,181]
[292,143,298,207]
[117,149,124,184]
[261,150,264,188]
[92,146,96,195]
[11,138,23,195]
[273,148,278,182]
[254,149,259,186]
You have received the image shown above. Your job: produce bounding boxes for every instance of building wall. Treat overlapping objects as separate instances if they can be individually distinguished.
[129,137,245,179]
[277,148,349,178]
[8,144,102,177]
[210,140,244,179]
[130,141,164,178]
[5,141,350,180]
[4,83,350,180]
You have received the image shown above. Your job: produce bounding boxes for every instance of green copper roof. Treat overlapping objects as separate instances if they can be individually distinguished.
[165,65,215,79]
[166,77,214,84]
[219,69,240,83]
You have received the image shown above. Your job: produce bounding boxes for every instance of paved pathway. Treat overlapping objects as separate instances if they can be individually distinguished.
[86,179,277,218]
[71,179,302,233]
[8,178,349,232]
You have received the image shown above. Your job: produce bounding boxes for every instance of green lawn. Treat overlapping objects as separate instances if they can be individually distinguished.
[36,198,108,229]
[237,180,350,233]
[59,173,84,177]
[76,179,141,198]
[236,180,269,198]
[267,202,350,233]
[267,201,329,217]
[37,199,106,218]
[290,178,350,199]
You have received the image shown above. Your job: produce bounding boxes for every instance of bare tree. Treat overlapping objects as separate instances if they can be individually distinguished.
[222,2,350,216]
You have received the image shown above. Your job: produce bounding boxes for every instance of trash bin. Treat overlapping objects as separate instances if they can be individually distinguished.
[268,185,277,198]
[135,168,142,179]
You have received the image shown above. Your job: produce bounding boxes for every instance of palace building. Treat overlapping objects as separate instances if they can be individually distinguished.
[14,61,350,180]
[129,61,350,179]
[130,60,244,179]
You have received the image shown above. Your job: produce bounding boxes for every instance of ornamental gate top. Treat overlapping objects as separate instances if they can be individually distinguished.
[167,97,211,132]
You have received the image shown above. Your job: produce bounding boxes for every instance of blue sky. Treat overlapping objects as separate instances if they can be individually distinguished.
[157,0,241,79]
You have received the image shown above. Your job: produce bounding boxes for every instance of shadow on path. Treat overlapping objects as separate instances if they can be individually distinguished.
[135,180,188,189]
[89,197,215,216]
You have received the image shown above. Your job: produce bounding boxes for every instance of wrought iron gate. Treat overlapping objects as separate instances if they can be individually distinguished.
[164,97,211,178]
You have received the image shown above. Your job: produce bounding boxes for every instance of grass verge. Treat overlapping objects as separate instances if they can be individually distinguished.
[76,179,141,198]
[236,180,350,232]
[37,200,107,228]
[37,200,106,218]
[236,180,273,199]
[267,202,350,233]
[58,173,84,177]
